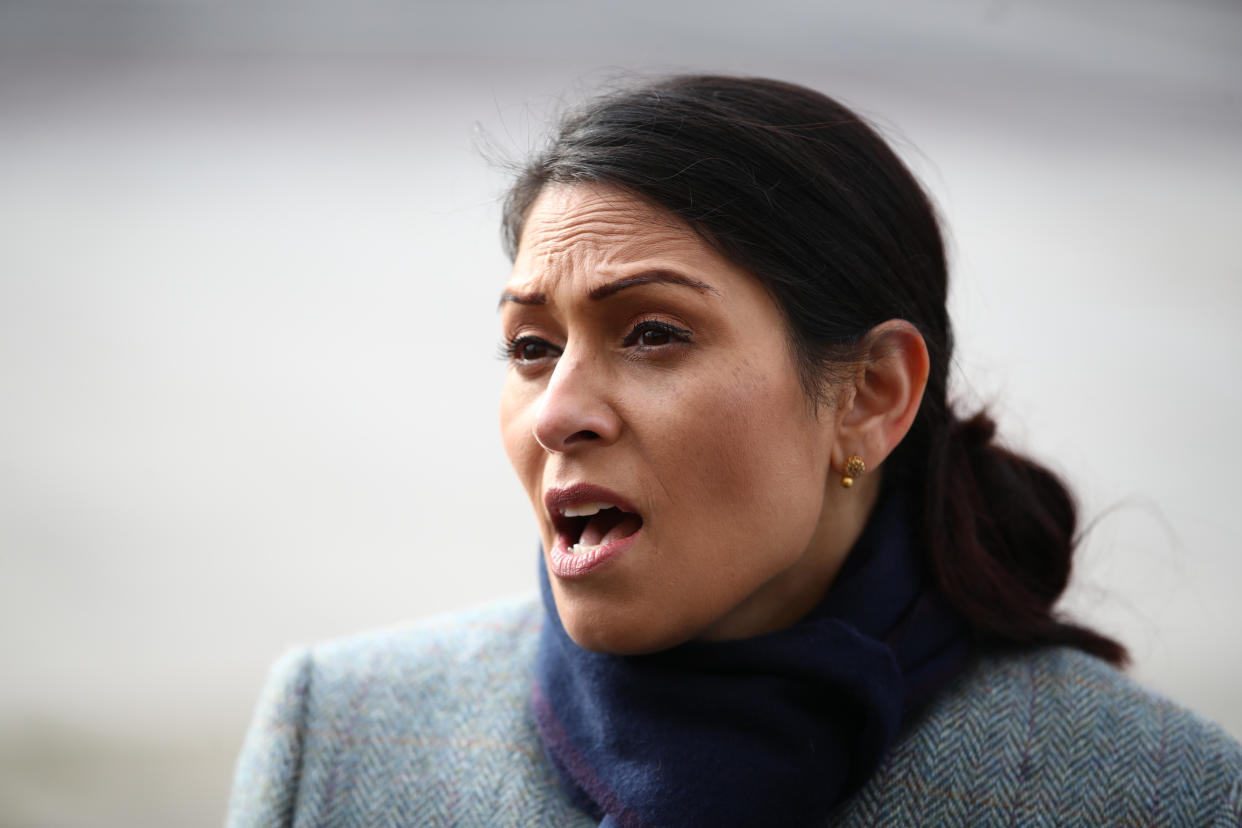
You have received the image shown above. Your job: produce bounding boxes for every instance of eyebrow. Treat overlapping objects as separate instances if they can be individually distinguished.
[498,270,720,308]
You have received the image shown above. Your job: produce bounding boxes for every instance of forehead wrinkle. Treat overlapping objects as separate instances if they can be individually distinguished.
[524,223,703,292]
[511,184,718,300]
[522,186,695,257]
[527,215,687,261]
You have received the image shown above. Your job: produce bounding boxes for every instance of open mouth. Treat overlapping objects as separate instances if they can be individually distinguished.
[552,501,644,555]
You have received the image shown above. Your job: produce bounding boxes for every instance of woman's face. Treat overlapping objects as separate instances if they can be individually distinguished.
[499,184,858,654]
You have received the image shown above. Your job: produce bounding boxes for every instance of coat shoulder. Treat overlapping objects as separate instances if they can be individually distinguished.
[834,646,1242,826]
[303,592,546,701]
[227,595,594,828]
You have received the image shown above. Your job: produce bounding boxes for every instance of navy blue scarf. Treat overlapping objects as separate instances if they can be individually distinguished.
[532,493,971,828]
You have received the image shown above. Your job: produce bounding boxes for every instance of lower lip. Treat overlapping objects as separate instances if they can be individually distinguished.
[547,528,641,579]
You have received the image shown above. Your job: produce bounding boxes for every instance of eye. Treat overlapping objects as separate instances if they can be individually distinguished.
[502,335,561,365]
[622,319,692,350]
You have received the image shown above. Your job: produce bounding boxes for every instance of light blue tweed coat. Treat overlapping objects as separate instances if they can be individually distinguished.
[228,595,1242,826]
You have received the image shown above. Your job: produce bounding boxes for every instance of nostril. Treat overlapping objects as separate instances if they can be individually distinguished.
[563,430,600,445]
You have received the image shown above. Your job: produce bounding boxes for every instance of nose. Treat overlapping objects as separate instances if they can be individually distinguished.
[533,352,621,453]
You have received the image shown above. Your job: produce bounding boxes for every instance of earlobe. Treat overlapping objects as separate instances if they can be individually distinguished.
[834,320,930,473]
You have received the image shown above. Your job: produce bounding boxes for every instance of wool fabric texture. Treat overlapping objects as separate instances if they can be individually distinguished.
[226,596,1242,826]
[532,493,971,828]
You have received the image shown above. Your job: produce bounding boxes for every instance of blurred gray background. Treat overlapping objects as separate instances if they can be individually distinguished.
[2,0,1240,825]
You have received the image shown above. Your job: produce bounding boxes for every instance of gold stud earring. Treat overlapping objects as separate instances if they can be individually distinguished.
[841,456,866,488]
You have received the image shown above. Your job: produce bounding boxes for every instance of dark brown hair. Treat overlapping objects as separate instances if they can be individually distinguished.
[502,75,1126,665]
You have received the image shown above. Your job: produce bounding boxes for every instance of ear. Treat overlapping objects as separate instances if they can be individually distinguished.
[832,319,930,474]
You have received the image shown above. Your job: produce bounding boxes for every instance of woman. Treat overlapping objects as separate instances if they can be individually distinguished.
[228,76,1242,826]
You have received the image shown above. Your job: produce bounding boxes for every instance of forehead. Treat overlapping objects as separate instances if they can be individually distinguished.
[510,184,717,286]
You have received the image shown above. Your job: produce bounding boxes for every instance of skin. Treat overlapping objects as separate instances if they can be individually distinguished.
[499,183,929,655]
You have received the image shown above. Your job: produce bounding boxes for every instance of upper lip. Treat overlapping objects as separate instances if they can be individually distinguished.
[544,483,640,532]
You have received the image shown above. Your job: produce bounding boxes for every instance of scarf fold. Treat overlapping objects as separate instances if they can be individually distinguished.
[532,493,970,828]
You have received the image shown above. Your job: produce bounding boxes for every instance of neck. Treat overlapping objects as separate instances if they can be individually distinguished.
[695,468,884,642]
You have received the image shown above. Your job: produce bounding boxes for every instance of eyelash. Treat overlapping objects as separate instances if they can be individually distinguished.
[500,320,693,364]
[498,335,557,364]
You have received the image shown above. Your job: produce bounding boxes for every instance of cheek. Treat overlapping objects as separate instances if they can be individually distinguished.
[655,360,826,532]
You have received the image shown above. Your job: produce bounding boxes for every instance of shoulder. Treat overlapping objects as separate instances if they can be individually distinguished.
[226,595,594,828]
[293,592,545,707]
[834,646,1242,826]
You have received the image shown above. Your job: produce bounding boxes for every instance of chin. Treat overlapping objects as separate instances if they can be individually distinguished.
[565,626,668,656]
[557,599,690,656]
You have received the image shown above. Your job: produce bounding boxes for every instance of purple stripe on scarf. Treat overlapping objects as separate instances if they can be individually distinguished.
[531,681,646,828]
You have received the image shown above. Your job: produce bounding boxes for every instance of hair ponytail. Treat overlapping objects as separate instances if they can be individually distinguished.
[920,411,1127,664]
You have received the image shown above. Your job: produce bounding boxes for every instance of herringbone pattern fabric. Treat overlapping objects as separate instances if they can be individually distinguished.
[228,596,1242,827]
[831,650,1242,826]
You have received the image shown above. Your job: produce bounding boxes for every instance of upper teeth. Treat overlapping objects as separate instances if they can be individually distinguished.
[560,501,613,518]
